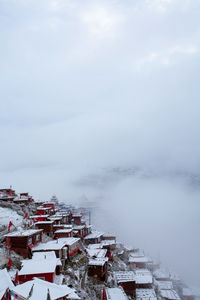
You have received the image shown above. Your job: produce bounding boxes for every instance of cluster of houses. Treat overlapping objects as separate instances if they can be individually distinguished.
[0,187,199,300]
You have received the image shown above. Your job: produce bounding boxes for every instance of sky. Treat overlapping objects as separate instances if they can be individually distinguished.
[1,0,200,286]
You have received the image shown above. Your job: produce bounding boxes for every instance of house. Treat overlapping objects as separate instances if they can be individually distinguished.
[33,237,80,263]
[54,213,71,224]
[114,271,136,298]
[84,231,104,244]
[53,224,73,233]
[35,221,54,236]
[4,229,43,258]
[154,280,173,292]
[37,206,52,216]
[136,288,157,300]
[54,229,73,239]
[32,239,68,266]
[19,251,63,284]
[160,289,181,300]
[129,254,150,269]
[135,269,153,288]
[11,278,80,300]
[73,225,86,238]
[72,214,82,225]
[182,288,196,300]
[154,269,170,281]
[88,257,108,281]
[48,216,62,225]
[0,187,16,202]
[13,193,34,205]
[43,202,55,212]
[102,233,116,242]
[29,214,49,222]
[84,225,92,236]
[86,248,107,259]
[0,269,14,300]
[102,287,128,300]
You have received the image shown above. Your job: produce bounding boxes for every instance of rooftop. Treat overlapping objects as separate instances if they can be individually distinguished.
[136,288,157,300]
[106,287,128,300]
[12,278,80,300]
[160,289,180,300]
[4,229,43,238]
[88,257,108,266]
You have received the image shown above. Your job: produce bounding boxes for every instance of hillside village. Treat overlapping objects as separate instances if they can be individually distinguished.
[0,187,199,300]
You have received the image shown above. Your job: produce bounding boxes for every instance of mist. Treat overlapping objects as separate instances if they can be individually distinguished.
[1,0,200,288]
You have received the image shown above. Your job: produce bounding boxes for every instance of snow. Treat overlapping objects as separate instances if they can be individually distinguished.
[54,229,72,233]
[5,229,42,237]
[87,243,103,249]
[88,257,108,266]
[19,259,58,275]
[73,225,85,230]
[29,215,49,218]
[12,278,80,300]
[84,231,104,239]
[106,287,128,300]
[0,269,14,293]
[32,251,62,266]
[86,248,107,258]
[135,269,153,284]
[154,280,173,290]
[136,288,157,300]
[0,206,22,227]
[35,221,54,224]
[129,256,149,263]
[114,271,135,283]
[160,289,180,300]
[33,237,80,251]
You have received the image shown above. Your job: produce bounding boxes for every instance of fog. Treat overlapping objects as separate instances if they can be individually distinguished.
[1,0,200,287]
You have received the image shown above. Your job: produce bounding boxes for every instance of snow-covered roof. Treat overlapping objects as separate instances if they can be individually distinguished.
[160,289,180,300]
[136,288,157,300]
[33,237,80,251]
[29,215,49,218]
[73,225,85,230]
[101,240,116,247]
[87,243,103,249]
[154,269,170,280]
[84,231,104,239]
[135,269,153,284]
[5,229,43,237]
[11,278,80,300]
[55,229,72,234]
[0,269,14,296]
[53,224,72,229]
[35,221,54,225]
[182,288,194,297]
[154,280,173,290]
[129,256,150,263]
[114,271,135,283]
[106,287,128,300]
[87,248,107,258]
[19,259,58,275]
[88,257,108,266]
[37,206,50,210]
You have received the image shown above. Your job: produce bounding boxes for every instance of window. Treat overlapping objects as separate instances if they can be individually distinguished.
[27,237,32,245]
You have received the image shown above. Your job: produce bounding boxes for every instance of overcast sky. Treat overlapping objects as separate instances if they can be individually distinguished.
[1,0,200,286]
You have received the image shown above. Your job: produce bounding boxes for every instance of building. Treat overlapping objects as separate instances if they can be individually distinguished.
[11,278,80,300]
[114,271,136,298]
[4,229,43,258]
[73,225,86,238]
[160,289,181,300]
[135,269,153,289]
[88,257,108,281]
[37,206,52,216]
[29,215,49,222]
[84,231,104,244]
[136,288,157,300]
[0,269,14,300]
[73,214,82,225]
[102,287,128,300]
[18,252,62,284]
[35,221,54,236]
[54,229,73,239]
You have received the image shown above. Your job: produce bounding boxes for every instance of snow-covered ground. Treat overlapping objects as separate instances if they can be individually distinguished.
[0,207,22,227]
